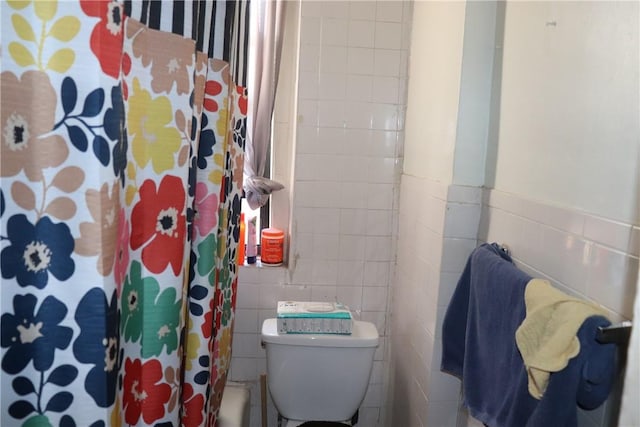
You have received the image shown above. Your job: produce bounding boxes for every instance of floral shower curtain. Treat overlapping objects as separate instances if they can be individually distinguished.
[1,1,248,426]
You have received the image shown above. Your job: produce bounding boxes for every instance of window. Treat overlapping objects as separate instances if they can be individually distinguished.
[240,0,293,265]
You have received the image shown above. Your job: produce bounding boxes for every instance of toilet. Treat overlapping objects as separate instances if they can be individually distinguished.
[261,318,379,426]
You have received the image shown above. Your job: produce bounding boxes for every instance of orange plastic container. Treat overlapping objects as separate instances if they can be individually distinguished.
[261,228,284,266]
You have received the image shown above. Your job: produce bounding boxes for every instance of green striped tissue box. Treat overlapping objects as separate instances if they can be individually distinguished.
[276,301,353,334]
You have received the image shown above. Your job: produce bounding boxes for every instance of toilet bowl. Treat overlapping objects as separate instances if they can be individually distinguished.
[261,318,379,426]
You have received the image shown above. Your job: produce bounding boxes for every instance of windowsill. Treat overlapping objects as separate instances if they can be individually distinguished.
[239,260,286,269]
[237,260,288,284]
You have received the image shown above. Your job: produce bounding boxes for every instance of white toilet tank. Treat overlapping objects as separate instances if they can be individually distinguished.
[261,318,379,423]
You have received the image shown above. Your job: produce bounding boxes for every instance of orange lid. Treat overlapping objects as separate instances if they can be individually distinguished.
[262,227,284,238]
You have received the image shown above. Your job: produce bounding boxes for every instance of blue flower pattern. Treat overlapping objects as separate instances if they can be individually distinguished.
[73,288,120,408]
[1,215,75,289]
[1,294,73,374]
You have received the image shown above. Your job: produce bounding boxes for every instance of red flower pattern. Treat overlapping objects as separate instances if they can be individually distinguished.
[80,0,124,79]
[202,298,214,339]
[130,175,186,275]
[123,358,171,425]
[236,85,248,115]
[203,80,222,112]
[181,383,205,427]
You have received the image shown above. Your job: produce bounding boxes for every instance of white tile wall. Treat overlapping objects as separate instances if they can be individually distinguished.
[480,189,639,322]
[392,180,638,427]
[392,176,477,426]
[230,2,411,426]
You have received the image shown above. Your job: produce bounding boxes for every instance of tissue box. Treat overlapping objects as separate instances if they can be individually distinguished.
[276,301,352,334]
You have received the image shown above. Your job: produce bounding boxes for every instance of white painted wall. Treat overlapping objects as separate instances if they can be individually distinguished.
[403,1,465,182]
[493,1,640,224]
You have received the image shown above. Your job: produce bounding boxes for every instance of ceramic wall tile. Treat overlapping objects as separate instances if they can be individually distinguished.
[231,333,260,358]
[629,226,640,257]
[371,103,400,130]
[428,370,461,402]
[544,204,585,236]
[363,286,388,311]
[340,183,369,209]
[300,16,321,44]
[299,43,321,72]
[372,76,400,104]
[376,1,404,22]
[374,22,403,49]
[293,233,314,259]
[236,283,260,309]
[370,130,398,158]
[337,260,364,286]
[234,309,259,334]
[441,238,477,273]
[297,99,320,128]
[298,71,319,99]
[318,72,347,100]
[367,183,395,210]
[539,225,591,295]
[312,233,340,260]
[344,102,375,130]
[314,126,344,154]
[346,74,374,101]
[426,400,460,427]
[365,235,393,261]
[284,284,313,303]
[586,245,638,319]
[312,208,341,233]
[366,210,393,236]
[347,47,375,74]
[484,188,639,322]
[447,185,482,204]
[349,1,377,20]
[348,20,376,48]
[584,215,633,253]
[338,234,367,260]
[336,285,364,311]
[374,49,402,76]
[289,258,313,285]
[229,358,257,382]
[311,260,339,285]
[444,202,482,239]
[321,17,348,46]
[339,209,367,236]
[317,100,346,127]
[364,261,391,286]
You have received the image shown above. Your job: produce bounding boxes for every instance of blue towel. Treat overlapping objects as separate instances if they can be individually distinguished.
[441,243,616,427]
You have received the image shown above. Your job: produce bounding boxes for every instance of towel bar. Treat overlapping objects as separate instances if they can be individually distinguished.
[596,321,632,345]
[488,241,631,346]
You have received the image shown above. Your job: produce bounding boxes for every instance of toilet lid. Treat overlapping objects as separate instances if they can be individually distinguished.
[261,319,378,348]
